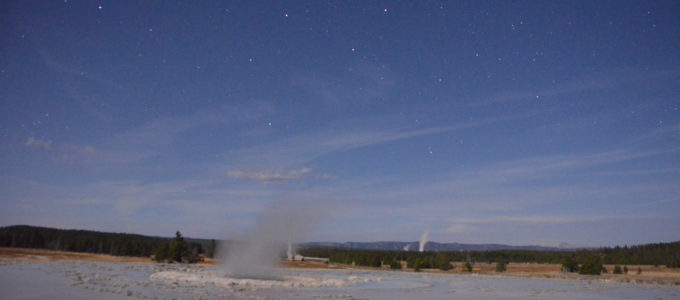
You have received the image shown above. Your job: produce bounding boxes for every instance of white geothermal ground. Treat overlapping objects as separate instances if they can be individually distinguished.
[1,261,679,300]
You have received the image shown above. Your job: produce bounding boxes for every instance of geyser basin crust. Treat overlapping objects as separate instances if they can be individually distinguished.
[150,270,378,290]
[2,262,679,300]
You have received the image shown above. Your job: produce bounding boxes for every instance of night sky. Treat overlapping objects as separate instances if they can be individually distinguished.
[1,1,679,246]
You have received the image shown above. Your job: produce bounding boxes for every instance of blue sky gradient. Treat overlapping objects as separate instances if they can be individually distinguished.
[1,1,679,246]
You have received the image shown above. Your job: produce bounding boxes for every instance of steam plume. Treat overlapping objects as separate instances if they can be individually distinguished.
[218,197,327,279]
[419,229,429,252]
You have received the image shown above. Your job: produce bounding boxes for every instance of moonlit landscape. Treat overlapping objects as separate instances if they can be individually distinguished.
[1,1,679,299]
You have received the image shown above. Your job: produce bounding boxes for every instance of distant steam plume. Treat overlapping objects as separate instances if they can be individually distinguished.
[419,229,429,252]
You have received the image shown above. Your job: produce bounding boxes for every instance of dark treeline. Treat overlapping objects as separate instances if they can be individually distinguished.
[2,225,677,268]
[600,243,680,267]
[0,225,213,258]
[297,248,572,268]
[298,241,680,268]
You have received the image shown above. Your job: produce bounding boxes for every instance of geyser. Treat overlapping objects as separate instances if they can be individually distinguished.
[287,239,294,261]
[218,198,326,279]
[419,229,429,252]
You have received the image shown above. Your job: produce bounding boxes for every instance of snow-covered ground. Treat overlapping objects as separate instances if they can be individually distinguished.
[1,261,678,300]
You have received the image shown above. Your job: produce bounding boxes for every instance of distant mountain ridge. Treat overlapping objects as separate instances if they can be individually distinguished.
[303,241,588,252]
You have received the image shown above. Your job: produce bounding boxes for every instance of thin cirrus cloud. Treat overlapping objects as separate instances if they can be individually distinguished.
[308,139,680,237]
[12,108,676,239]
[447,215,652,226]
[291,64,395,108]
[23,137,99,162]
[49,102,277,165]
[229,110,545,167]
[469,68,675,107]
[443,224,474,234]
[226,168,315,184]
[25,137,52,150]
[341,143,680,201]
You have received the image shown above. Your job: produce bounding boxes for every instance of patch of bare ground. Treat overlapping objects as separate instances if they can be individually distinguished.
[0,247,151,263]
[0,247,218,265]
[437,262,680,286]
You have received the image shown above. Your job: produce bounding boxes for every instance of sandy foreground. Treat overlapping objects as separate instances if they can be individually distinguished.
[1,247,680,300]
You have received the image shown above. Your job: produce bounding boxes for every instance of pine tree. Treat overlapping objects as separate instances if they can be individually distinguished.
[495,260,507,272]
[579,255,605,275]
[561,255,578,272]
[436,253,452,271]
[169,231,188,263]
[413,258,421,272]
[464,261,473,272]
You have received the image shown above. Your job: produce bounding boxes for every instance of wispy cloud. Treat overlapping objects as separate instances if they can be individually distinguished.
[25,137,52,150]
[629,122,680,144]
[1,176,273,216]
[447,215,652,225]
[438,214,679,246]
[78,102,276,164]
[229,111,544,167]
[443,224,474,234]
[470,68,675,107]
[291,64,395,108]
[310,141,680,235]
[21,136,102,163]
[466,147,680,184]
[349,144,680,200]
[227,167,314,184]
